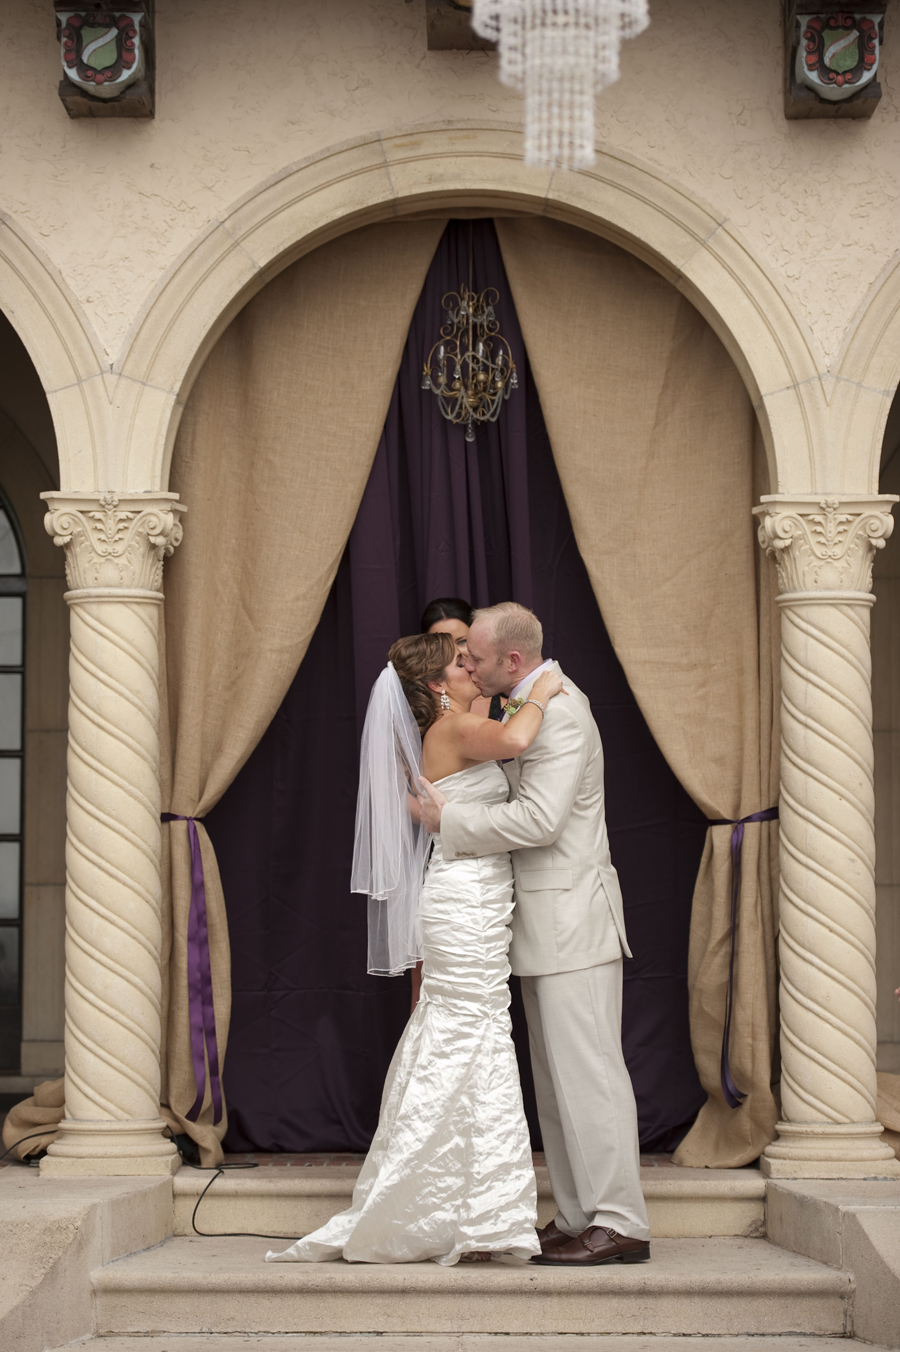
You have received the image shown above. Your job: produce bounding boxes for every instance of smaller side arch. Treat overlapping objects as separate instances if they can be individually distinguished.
[834,249,900,492]
[0,213,107,491]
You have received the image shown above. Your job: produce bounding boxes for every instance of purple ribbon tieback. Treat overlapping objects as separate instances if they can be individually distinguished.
[161,813,222,1125]
[706,806,780,1111]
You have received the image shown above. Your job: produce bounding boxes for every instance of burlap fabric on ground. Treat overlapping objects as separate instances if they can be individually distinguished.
[1,1078,64,1159]
[496,218,780,1167]
[160,220,445,1163]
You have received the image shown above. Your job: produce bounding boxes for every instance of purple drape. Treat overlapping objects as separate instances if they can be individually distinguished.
[207,221,707,1155]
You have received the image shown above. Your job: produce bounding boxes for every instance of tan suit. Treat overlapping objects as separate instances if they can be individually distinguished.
[440,664,650,1240]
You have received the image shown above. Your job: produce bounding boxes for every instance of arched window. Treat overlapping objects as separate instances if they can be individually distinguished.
[0,499,25,1071]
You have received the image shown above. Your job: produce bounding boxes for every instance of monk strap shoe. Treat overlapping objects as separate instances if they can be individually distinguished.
[530,1225,651,1266]
[535,1219,573,1254]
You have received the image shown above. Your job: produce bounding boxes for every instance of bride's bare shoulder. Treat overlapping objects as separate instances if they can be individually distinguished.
[433,712,483,738]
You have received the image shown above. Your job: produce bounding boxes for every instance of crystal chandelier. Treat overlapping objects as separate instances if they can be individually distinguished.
[471,0,650,170]
[422,283,518,443]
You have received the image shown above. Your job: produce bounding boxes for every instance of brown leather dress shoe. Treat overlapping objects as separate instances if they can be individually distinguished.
[535,1219,573,1254]
[530,1225,651,1266]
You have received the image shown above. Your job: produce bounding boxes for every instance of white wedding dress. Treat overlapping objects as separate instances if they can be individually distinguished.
[266,761,539,1266]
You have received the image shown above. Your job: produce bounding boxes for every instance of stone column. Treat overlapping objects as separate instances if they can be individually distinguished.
[38,491,185,1175]
[756,494,900,1178]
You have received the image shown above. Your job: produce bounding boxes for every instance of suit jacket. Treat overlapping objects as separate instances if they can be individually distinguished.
[440,663,631,977]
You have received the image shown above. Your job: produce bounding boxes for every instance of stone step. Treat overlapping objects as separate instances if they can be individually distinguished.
[91,1235,851,1337]
[173,1163,766,1240]
[50,1339,891,1352]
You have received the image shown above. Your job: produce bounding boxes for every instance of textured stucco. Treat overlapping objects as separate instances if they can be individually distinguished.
[0,0,899,371]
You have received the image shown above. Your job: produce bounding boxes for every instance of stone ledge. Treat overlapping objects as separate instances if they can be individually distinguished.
[0,1170,173,1352]
[767,1178,900,1348]
[47,1339,898,1352]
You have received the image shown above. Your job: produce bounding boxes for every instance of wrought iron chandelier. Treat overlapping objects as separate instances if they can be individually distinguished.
[421,282,518,442]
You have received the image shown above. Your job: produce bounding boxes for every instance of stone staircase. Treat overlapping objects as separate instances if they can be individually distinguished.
[20,1161,897,1351]
[90,1232,850,1338]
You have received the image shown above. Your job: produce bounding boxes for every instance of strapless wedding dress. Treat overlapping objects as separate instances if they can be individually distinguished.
[266,760,539,1266]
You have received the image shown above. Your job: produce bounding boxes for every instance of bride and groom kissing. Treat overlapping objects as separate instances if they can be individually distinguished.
[267,601,650,1268]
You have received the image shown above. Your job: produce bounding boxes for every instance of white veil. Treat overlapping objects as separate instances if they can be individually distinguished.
[351,662,429,976]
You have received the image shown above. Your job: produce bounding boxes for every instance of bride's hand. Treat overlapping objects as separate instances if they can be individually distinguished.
[531,670,564,704]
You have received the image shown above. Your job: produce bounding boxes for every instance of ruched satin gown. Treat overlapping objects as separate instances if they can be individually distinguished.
[267,761,539,1266]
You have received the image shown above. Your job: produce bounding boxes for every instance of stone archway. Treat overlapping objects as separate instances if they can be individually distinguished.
[109,124,824,498]
[25,123,900,1180]
[0,123,887,497]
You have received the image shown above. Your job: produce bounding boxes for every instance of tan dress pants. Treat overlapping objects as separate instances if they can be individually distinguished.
[520,957,650,1240]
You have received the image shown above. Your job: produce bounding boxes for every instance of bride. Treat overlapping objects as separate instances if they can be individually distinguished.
[267,630,563,1266]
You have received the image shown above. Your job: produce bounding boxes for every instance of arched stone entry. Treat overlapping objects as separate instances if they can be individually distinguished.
[0,123,890,1178]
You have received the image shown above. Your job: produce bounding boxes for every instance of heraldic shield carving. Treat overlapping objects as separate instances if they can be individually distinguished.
[57,9,145,99]
[795,11,882,101]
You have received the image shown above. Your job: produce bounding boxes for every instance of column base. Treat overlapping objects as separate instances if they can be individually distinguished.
[761,1120,900,1178]
[39,1118,180,1176]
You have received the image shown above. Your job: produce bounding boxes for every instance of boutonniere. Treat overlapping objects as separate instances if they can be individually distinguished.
[504,695,526,717]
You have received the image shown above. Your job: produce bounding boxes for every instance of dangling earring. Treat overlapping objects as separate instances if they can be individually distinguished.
[440,690,451,711]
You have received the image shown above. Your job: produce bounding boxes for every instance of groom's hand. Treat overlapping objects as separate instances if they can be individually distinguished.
[417,777,446,833]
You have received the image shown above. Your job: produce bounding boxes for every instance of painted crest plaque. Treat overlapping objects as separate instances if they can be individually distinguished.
[57,9,144,99]
[796,11,881,101]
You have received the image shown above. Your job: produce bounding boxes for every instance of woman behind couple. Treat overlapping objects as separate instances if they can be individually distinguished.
[267,619,563,1266]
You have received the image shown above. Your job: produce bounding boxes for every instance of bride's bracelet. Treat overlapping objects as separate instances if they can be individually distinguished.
[522,698,546,716]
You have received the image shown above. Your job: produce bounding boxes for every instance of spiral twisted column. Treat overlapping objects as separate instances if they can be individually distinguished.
[39,491,185,1176]
[756,494,900,1178]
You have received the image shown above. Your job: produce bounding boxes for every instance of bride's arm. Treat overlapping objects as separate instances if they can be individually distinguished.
[450,670,564,763]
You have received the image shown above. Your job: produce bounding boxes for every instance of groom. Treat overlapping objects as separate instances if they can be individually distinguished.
[418,601,650,1267]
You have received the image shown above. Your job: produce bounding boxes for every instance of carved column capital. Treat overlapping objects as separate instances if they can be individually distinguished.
[41,491,186,598]
[754,494,897,597]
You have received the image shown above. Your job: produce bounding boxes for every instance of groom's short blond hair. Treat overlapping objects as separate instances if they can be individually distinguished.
[472,602,543,662]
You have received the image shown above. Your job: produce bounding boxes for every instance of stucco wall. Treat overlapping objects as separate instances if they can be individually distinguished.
[1,0,898,374]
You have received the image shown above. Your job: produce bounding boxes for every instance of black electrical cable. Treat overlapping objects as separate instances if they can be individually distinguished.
[182,1157,299,1241]
[0,1129,57,1165]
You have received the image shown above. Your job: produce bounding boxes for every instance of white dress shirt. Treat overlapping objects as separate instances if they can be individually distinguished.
[507,659,554,704]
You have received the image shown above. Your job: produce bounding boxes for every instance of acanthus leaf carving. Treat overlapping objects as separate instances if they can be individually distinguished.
[42,492,186,594]
[755,495,896,595]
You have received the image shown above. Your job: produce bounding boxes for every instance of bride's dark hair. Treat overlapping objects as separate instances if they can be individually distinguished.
[389,631,456,737]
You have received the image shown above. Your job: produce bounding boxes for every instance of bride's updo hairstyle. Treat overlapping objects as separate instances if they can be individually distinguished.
[389,631,456,737]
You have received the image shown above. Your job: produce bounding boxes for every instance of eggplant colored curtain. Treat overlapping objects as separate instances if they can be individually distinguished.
[159,220,446,1162]
[494,218,780,1166]
[207,221,708,1155]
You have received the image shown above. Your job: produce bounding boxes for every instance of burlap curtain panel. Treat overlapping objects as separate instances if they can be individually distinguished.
[495,218,780,1166]
[161,221,446,1161]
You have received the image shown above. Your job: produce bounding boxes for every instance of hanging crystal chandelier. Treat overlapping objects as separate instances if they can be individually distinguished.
[422,283,518,443]
[471,0,650,170]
